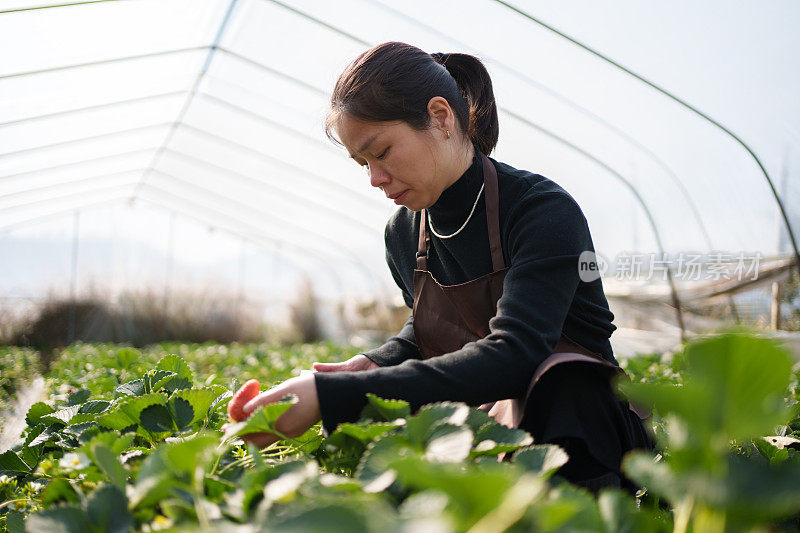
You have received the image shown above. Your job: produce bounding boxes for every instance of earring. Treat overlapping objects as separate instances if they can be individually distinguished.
[446,130,450,139]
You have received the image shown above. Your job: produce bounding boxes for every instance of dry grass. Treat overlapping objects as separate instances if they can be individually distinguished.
[3,288,263,363]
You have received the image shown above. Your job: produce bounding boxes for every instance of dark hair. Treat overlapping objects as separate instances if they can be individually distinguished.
[325,42,499,155]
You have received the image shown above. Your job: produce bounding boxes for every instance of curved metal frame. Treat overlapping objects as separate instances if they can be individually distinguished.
[0,118,383,235]
[0,116,387,220]
[0,0,783,329]
[0,2,688,333]
[135,183,364,296]
[502,109,686,337]
[0,187,363,299]
[0,182,137,221]
[0,195,130,234]
[0,166,387,295]
[160,148,379,235]
[0,169,142,209]
[0,90,187,128]
[370,0,749,322]
[495,0,800,273]
[132,0,241,198]
[175,123,382,212]
[0,148,156,180]
[0,122,171,159]
[0,1,125,14]
[0,47,208,80]
[0,194,338,309]
[148,168,380,272]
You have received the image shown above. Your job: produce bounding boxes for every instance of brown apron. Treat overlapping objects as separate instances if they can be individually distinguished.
[412,152,644,435]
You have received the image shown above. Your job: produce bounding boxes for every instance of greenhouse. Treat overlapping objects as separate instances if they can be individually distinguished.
[1,1,799,532]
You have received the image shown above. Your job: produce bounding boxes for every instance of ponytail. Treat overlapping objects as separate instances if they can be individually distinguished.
[326,42,500,155]
[430,53,499,155]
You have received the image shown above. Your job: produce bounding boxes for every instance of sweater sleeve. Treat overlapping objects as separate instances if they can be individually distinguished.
[361,313,419,367]
[314,190,590,435]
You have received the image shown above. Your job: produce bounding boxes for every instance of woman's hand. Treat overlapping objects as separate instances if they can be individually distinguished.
[237,373,322,449]
[312,354,379,373]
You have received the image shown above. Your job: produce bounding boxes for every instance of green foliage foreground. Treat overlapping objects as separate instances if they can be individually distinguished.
[1,333,799,532]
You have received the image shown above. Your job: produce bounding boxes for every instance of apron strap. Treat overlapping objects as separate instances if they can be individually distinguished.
[417,152,505,272]
[481,153,506,272]
[417,207,430,270]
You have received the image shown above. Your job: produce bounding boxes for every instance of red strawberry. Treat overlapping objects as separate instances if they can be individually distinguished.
[227,379,261,422]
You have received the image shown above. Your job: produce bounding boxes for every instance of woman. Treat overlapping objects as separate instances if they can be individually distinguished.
[239,42,653,492]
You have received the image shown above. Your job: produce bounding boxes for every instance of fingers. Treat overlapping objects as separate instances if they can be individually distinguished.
[241,431,280,448]
[313,357,376,372]
[243,388,294,415]
[312,362,345,372]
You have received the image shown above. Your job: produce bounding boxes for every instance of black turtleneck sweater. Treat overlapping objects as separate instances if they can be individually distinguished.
[313,152,618,436]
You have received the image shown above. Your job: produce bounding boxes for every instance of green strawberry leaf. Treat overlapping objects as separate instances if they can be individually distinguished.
[139,404,175,433]
[66,388,91,406]
[25,402,56,426]
[40,479,80,507]
[223,395,298,440]
[512,444,569,478]
[170,387,218,426]
[155,354,193,381]
[424,424,473,463]
[470,423,533,456]
[97,393,167,430]
[86,484,133,533]
[167,397,194,430]
[26,505,91,533]
[0,450,31,475]
[115,379,145,398]
[334,420,404,444]
[91,443,128,490]
[78,400,111,415]
[362,393,411,422]
[404,402,471,448]
[40,405,81,425]
[114,347,140,370]
[148,370,178,393]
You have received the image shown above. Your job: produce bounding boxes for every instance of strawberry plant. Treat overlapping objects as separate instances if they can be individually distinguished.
[0,334,798,532]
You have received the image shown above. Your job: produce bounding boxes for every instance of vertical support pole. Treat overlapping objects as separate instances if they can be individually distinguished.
[771,281,782,331]
[728,295,741,324]
[777,151,790,254]
[770,151,789,332]
[164,212,176,319]
[666,266,687,342]
[67,210,80,345]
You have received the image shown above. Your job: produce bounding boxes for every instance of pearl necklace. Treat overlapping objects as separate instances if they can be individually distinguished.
[427,183,485,239]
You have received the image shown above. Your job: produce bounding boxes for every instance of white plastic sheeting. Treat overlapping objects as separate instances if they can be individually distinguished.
[1,0,798,306]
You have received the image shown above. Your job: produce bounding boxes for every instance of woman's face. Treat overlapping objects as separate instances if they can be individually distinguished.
[335,109,454,212]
